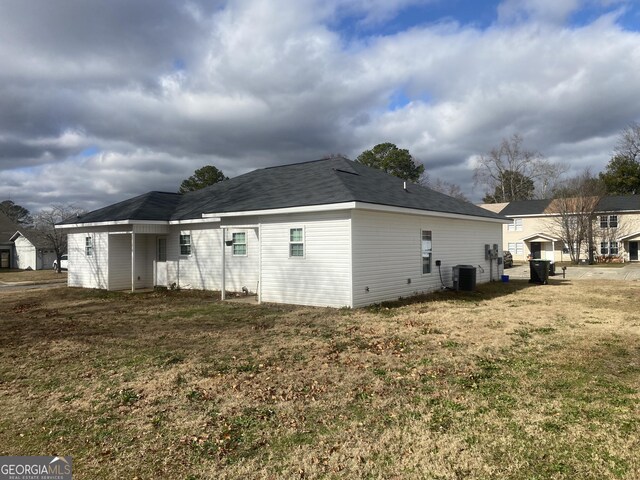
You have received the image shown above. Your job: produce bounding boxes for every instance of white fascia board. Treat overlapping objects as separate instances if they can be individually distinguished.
[202,202,357,218]
[55,219,169,229]
[353,202,511,224]
[202,201,508,223]
[9,230,24,242]
[169,217,221,225]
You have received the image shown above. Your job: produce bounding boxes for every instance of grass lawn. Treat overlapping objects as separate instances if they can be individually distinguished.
[0,280,639,479]
[0,269,67,283]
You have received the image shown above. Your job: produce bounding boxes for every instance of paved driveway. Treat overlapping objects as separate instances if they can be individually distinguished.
[505,263,640,281]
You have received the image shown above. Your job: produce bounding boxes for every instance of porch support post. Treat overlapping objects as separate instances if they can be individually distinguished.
[257,225,262,304]
[131,231,136,292]
[221,227,226,301]
[551,240,555,262]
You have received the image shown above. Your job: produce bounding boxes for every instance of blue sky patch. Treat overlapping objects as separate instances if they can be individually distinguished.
[79,146,100,157]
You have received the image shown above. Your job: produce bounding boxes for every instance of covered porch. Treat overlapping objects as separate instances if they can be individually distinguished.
[618,231,640,262]
[521,233,560,262]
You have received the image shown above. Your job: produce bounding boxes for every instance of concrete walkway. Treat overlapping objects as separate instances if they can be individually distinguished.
[505,263,640,281]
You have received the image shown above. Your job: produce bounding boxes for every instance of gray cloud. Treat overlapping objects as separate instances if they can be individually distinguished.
[1,0,640,213]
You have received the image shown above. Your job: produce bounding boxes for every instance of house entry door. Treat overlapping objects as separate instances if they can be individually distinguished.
[630,242,639,261]
[0,250,9,268]
[530,242,542,259]
[155,237,168,286]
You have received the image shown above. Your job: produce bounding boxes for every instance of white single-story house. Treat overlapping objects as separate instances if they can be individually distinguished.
[56,157,508,307]
[10,230,57,270]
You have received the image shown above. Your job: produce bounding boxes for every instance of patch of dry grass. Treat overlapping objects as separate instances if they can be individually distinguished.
[0,281,639,479]
[0,269,67,283]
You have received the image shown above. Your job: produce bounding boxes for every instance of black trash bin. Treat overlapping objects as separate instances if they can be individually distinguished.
[549,262,556,276]
[529,260,550,284]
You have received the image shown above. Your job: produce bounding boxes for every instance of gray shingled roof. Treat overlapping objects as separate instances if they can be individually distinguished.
[498,199,552,216]
[0,211,20,243]
[62,191,182,224]
[63,157,506,225]
[498,195,640,216]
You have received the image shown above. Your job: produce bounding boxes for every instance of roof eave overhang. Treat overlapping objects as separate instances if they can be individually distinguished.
[520,233,560,242]
[618,231,640,241]
[56,219,170,229]
[202,201,509,224]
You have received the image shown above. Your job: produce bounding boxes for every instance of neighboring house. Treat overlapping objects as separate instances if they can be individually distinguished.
[9,230,57,270]
[57,157,508,307]
[480,195,640,263]
[0,211,21,269]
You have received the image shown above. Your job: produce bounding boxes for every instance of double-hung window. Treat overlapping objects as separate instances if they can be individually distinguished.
[600,215,618,228]
[289,228,304,257]
[421,230,432,274]
[600,241,619,255]
[180,233,191,256]
[508,218,523,232]
[508,242,524,255]
[232,232,247,256]
[85,236,93,256]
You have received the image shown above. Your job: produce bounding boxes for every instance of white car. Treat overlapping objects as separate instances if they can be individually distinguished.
[53,254,68,270]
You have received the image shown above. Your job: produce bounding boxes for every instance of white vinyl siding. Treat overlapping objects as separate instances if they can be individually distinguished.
[108,234,132,290]
[351,210,502,307]
[67,231,109,289]
[165,224,259,293]
[13,236,37,270]
[260,211,351,307]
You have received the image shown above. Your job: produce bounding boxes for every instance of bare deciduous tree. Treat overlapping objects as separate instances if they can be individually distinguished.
[34,204,85,273]
[615,121,640,161]
[427,177,468,201]
[474,134,566,202]
[545,170,605,264]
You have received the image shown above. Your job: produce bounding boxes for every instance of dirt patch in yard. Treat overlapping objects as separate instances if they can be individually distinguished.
[0,281,638,479]
[0,269,67,283]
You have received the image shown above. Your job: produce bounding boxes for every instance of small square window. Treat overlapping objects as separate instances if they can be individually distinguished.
[232,232,247,256]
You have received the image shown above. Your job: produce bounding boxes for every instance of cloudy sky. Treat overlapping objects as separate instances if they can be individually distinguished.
[2,0,640,212]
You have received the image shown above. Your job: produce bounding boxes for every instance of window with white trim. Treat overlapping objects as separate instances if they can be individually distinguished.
[600,241,619,255]
[508,242,524,255]
[232,232,247,256]
[421,230,432,274]
[289,228,304,257]
[600,215,618,228]
[507,218,523,232]
[85,236,93,256]
[180,233,191,256]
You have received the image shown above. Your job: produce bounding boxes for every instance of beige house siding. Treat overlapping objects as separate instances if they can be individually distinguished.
[501,212,640,262]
